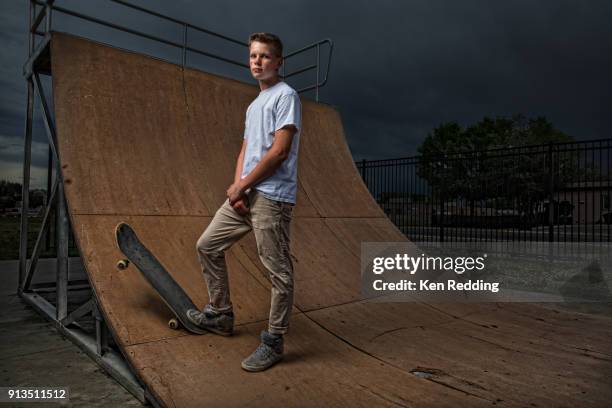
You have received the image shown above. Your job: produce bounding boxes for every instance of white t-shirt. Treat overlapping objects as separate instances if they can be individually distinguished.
[241,81,302,204]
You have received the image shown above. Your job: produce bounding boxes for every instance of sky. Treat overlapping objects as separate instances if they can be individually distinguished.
[1,0,611,189]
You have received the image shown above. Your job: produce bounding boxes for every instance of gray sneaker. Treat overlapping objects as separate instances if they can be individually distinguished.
[186,304,234,336]
[241,331,284,372]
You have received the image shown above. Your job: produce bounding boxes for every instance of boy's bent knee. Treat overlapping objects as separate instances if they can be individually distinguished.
[196,234,217,255]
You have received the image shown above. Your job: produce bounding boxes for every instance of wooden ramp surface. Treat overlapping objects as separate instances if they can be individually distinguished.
[51,33,612,407]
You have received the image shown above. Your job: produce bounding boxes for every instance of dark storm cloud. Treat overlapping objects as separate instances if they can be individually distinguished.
[161,0,612,158]
[1,0,611,180]
[316,0,612,158]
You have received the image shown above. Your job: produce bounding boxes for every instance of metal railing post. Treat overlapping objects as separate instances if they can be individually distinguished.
[182,23,187,68]
[315,43,320,102]
[45,0,53,33]
[547,143,554,242]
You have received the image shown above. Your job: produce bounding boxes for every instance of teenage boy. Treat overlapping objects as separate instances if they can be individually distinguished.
[187,32,301,372]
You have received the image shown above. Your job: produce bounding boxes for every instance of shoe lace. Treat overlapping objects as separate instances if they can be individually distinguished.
[188,310,206,325]
[253,343,276,360]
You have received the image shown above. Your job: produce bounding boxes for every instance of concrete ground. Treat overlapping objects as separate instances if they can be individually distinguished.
[0,259,142,407]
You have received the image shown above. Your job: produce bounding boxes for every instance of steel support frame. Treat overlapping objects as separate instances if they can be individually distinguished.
[20,292,146,403]
[18,1,148,404]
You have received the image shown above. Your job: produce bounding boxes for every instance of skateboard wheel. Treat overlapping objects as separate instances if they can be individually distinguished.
[117,259,130,270]
[168,318,180,330]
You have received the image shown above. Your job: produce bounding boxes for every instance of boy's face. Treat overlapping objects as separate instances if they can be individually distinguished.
[249,41,282,81]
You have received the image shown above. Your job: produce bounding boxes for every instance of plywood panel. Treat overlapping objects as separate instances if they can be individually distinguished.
[52,33,212,216]
[324,217,414,257]
[125,314,487,407]
[307,301,612,407]
[432,302,612,353]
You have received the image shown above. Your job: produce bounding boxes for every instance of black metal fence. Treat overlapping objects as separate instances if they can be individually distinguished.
[358,139,612,243]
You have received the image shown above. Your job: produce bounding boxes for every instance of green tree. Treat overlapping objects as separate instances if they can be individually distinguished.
[417,115,576,225]
[0,180,22,198]
[0,180,47,209]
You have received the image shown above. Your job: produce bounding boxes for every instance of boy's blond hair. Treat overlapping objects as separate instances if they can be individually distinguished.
[248,32,283,57]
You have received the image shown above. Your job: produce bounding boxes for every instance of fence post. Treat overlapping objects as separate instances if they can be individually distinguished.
[439,192,445,242]
[360,159,366,182]
[547,143,554,242]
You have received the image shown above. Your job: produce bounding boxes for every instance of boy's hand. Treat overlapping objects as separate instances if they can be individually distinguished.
[232,196,250,216]
[227,182,246,205]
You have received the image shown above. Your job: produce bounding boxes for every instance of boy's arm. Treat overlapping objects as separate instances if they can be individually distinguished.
[227,125,296,204]
[234,139,247,185]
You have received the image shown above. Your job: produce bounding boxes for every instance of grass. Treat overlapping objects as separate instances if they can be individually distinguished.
[0,216,79,260]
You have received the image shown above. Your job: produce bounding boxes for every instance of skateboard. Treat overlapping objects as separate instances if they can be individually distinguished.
[115,222,206,334]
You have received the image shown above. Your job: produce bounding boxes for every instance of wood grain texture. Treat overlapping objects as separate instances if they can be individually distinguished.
[52,33,212,216]
[307,301,612,407]
[50,32,612,407]
[125,314,488,408]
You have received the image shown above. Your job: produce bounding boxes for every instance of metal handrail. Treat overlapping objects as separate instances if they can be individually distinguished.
[31,0,333,100]
[108,0,248,47]
[289,39,334,96]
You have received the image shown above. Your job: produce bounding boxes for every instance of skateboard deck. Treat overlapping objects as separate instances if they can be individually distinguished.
[115,222,206,334]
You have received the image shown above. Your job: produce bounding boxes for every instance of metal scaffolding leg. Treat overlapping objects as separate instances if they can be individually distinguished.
[18,77,34,295]
[56,181,69,320]
[92,301,109,356]
[20,291,146,403]
[18,6,148,401]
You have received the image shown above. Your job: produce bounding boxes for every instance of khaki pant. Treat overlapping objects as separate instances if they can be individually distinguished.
[196,189,294,335]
